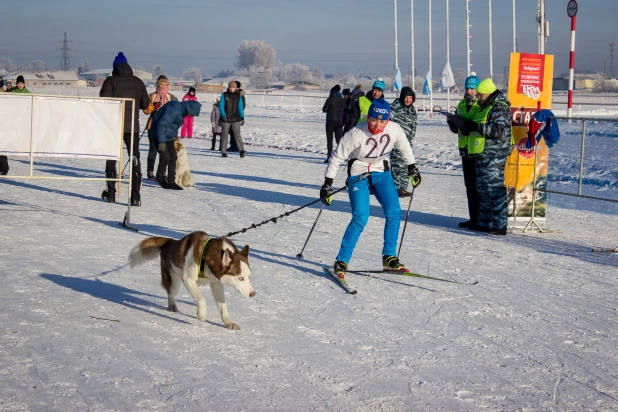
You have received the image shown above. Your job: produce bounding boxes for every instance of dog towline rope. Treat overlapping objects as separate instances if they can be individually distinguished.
[223,173,371,238]
[198,237,216,278]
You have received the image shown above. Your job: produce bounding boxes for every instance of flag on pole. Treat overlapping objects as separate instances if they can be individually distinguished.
[394,68,402,91]
[439,61,456,91]
[422,71,432,95]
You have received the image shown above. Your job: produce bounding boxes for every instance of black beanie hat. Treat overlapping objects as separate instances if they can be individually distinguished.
[331,84,341,93]
[342,88,350,96]
[189,87,196,94]
[16,75,25,84]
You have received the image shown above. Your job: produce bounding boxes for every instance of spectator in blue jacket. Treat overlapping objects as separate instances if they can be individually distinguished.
[148,100,202,190]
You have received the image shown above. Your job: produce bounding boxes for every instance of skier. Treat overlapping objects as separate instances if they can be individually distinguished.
[322,84,345,162]
[99,53,150,206]
[447,73,480,228]
[389,86,418,197]
[320,98,422,276]
[144,75,178,181]
[148,99,202,191]
[450,78,512,235]
[181,87,198,138]
[343,79,384,135]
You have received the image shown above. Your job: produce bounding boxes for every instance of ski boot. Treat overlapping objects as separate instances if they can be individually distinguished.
[101,189,116,203]
[333,260,348,279]
[239,150,247,158]
[382,255,408,272]
[147,170,157,182]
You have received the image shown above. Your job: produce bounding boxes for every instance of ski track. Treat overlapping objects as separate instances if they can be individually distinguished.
[0,88,617,411]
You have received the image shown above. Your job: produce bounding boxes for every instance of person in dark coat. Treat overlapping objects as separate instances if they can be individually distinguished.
[322,84,345,162]
[148,100,202,190]
[344,83,381,135]
[226,81,247,153]
[99,52,150,205]
[219,81,246,158]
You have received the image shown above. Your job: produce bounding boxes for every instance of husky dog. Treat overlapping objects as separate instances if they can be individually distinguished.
[129,231,255,330]
[173,137,195,187]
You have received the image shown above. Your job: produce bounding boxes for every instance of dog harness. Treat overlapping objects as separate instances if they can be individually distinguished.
[198,237,216,278]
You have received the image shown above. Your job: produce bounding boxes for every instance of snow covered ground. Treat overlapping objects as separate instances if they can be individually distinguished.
[1,90,618,411]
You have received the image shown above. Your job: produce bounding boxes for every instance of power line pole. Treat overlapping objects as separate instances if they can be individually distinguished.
[465,0,471,76]
[59,32,72,71]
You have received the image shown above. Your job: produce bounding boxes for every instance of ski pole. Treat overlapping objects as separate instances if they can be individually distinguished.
[296,204,325,259]
[294,173,370,259]
[397,186,416,258]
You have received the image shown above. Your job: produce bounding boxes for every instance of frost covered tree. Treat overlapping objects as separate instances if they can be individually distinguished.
[236,40,276,71]
[78,58,92,75]
[152,64,164,78]
[0,57,17,71]
[182,67,202,84]
[28,60,46,71]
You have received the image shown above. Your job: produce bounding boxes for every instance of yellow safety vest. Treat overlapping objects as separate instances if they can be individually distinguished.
[465,101,510,155]
[455,100,480,150]
[358,96,372,123]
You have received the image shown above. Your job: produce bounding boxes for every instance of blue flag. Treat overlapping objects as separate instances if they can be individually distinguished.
[394,68,402,92]
[422,71,432,95]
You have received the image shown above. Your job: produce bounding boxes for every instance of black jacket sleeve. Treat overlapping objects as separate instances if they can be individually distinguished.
[343,99,361,134]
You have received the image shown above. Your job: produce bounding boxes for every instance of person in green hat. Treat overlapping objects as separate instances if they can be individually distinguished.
[447,73,480,227]
[450,78,512,235]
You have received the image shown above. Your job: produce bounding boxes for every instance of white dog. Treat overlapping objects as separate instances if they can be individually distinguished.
[129,231,255,330]
[173,137,195,187]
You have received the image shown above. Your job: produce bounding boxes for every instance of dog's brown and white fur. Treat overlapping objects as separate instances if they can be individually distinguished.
[129,231,255,330]
[173,137,195,187]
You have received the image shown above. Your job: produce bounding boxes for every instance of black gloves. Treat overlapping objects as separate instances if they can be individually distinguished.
[320,178,334,206]
[408,164,421,188]
[463,118,480,134]
[447,115,479,136]
[240,118,245,126]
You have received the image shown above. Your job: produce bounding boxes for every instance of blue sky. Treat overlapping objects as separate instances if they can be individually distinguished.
[1,0,616,78]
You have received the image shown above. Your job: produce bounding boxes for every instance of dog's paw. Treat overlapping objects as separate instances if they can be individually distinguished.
[225,322,240,330]
[168,303,178,312]
[197,308,207,322]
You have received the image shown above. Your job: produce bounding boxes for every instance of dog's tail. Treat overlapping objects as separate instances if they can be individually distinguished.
[128,236,173,268]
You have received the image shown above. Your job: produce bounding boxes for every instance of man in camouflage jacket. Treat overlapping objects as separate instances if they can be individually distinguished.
[389,87,418,197]
[455,78,512,235]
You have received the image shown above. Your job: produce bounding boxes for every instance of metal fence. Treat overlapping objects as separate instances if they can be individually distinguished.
[197,92,618,115]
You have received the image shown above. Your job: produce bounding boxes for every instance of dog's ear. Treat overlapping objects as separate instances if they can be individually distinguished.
[240,245,249,257]
[221,249,232,267]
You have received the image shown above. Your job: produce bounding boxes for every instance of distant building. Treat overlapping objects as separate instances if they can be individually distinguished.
[3,70,84,87]
[196,75,251,93]
[270,81,320,91]
[81,69,152,83]
[553,75,596,91]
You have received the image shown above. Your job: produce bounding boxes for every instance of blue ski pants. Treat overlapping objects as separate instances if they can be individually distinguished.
[336,172,401,263]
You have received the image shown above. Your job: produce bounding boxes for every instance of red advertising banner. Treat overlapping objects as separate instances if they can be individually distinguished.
[516,53,546,98]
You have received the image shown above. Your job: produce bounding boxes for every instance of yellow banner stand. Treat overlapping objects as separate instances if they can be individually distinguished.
[506,52,554,229]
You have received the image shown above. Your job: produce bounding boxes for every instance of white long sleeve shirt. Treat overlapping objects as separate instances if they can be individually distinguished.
[324,121,416,179]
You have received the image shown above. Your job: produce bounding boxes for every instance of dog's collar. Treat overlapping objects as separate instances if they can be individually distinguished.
[198,237,216,278]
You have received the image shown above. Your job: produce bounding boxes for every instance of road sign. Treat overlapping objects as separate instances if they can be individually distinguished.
[567,0,578,18]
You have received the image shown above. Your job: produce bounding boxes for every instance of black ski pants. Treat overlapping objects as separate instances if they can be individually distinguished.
[325,120,343,158]
[462,156,480,225]
[105,132,142,195]
[156,141,178,184]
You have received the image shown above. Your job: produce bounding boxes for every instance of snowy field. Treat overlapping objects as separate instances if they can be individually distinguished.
[1,88,618,411]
